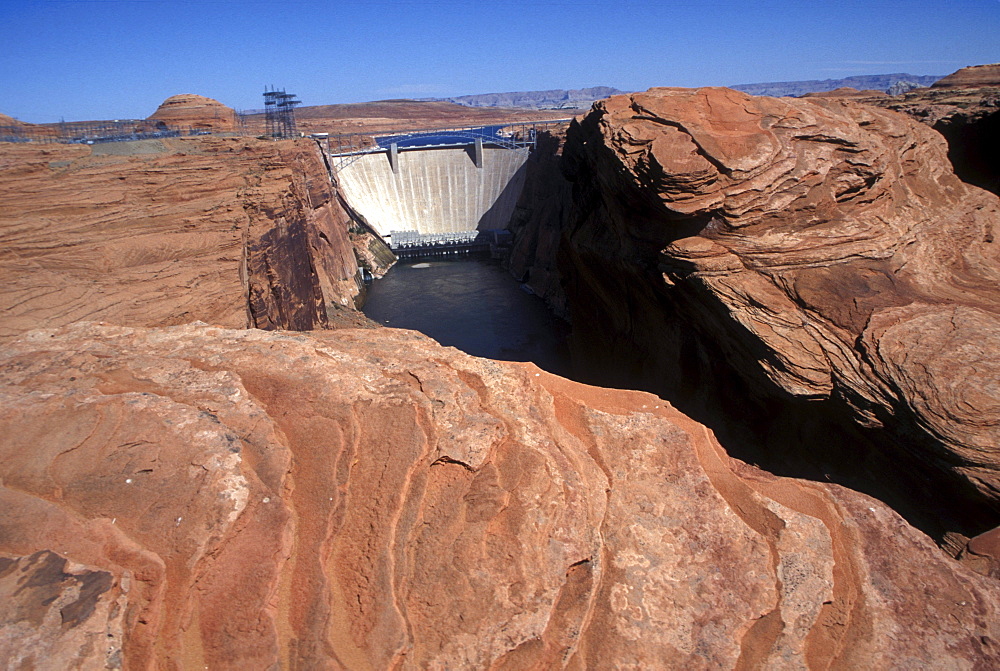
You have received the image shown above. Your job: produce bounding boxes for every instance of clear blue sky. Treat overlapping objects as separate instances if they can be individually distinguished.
[1,0,997,123]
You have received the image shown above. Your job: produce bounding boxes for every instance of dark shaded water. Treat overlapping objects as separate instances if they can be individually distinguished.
[362,254,571,375]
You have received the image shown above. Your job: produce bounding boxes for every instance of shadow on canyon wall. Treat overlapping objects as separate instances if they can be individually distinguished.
[508,114,1000,552]
[937,111,1000,197]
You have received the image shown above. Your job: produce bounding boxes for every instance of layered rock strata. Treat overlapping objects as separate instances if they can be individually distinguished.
[2,322,999,669]
[0,113,27,126]
[0,136,370,342]
[551,87,1000,544]
[931,63,1000,89]
[145,93,237,132]
[862,82,1000,196]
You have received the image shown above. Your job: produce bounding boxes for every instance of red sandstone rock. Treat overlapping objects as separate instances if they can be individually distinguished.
[852,65,1000,197]
[146,93,237,131]
[0,137,371,342]
[859,74,1000,127]
[1,322,998,668]
[960,526,1000,578]
[0,112,27,126]
[557,87,1000,531]
[932,63,1000,88]
[855,73,1000,196]
[506,126,573,315]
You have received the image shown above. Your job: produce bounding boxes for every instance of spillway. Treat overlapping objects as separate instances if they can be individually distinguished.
[334,146,528,238]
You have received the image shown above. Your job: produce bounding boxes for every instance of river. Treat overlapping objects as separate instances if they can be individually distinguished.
[361,254,571,376]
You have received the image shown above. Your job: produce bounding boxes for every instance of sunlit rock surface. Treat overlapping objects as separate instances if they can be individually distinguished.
[931,63,1000,89]
[857,65,1000,195]
[1,322,998,669]
[0,137,366,343]
[145,93,237,132]
[553,87,1000,535]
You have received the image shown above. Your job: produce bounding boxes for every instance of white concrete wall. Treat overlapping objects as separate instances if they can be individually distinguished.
[334,146,528,237]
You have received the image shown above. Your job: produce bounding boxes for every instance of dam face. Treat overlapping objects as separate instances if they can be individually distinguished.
[334,146,528,238]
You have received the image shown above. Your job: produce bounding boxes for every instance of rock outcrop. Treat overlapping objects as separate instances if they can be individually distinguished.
[146,93,237,131]
[932,63,1000,88]
[2,321,999,669]
[506,126,573,316]
[0,137,370,343]
[0,112,27,126]
[550,87,1000,544]
[855,66,1000,196]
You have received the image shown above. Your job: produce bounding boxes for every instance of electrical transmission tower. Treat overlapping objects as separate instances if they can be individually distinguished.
[263,86,301,139]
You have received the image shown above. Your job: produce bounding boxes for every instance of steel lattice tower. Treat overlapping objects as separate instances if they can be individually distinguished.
[263,86,301,139]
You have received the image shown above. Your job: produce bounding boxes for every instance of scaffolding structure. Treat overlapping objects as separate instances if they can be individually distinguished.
[263,86,300,139]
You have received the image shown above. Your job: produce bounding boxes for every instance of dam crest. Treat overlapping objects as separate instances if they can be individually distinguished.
[325,123,566,249]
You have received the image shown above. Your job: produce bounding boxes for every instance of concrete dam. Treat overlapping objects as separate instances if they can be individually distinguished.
[327,124,561,249]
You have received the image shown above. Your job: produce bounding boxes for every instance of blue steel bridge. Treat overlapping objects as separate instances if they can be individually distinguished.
[321,121,570,173]
[319,120,571,254]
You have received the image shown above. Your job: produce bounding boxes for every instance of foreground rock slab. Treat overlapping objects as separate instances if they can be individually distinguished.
[1,323,998,669]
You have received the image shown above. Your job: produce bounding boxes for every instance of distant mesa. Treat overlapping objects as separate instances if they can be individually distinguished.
[730,73,943,97]
[932,63,1000,88]
[801,87,887,98]
[428,87,627,110]
[146,93,237,131]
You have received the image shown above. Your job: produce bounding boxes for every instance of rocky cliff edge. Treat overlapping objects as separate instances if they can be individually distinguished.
[558,87,1000,538]
[0,136,374,342]
[1,322,998,669]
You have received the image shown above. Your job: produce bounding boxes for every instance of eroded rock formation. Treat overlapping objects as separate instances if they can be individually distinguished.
[931,63,1000,89]
[146,93,237,132]
[0,136,372,342]
[0,112,27,126]
[860,72,1000,196]
[548,87,1000,544]
[2,322,999,669]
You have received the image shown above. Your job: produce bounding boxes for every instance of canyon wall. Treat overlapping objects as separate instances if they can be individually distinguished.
[515,87,1000,547]
[3,322,999,669]
[0,136,372,342]
[506,128,573,317]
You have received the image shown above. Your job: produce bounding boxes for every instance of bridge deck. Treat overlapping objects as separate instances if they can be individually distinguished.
[323,120,570,172]
[327,121,570,244]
